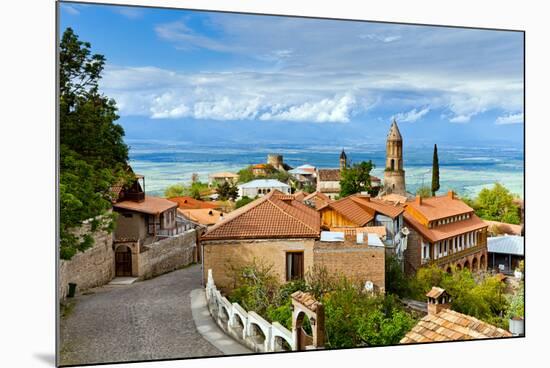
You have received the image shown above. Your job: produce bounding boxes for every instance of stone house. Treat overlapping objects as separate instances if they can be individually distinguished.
[200,190,385,292]
[112,176,195,277]
[237,179,291,198]
[403,191,489,275]
[208,172,239,187]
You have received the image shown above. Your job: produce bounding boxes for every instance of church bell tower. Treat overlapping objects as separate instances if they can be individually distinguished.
[383,120,406,195]
[339,149,347,172]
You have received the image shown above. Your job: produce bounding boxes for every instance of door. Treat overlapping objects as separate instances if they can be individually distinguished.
[115,246,132,276]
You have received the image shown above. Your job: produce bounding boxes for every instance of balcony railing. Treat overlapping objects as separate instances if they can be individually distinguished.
[435,242,486,266]
[124,191,145,202]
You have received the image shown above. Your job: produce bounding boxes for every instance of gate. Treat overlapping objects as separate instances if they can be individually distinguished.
[115,246,132,276]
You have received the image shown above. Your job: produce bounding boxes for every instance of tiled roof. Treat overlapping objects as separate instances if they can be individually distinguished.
[426,286,446,299]
[351,195,405,219]
[407,193,474,222]
[400,308,511,344]
[252,163,269,169]
[291,291,321,312]
[380,193,408,204]
[403,212,488,243]
[318,169,341,181]
[113,196,177,215]
[303,191,332,209]
[487,235,524,256]
[201,190,321,241]
[484,220,522,236]
[320,196,375,226]
[168,196,219,210]
[293,191,307,201]
[178,208,224,226]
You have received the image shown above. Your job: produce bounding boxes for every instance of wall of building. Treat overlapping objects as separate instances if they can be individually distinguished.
[320,208,364,228]
[138,229,197,279]
[113,211,147,241]
[313,242,385,292]
[383,170,406,196]
[58,220,115,300]
[404,226,423,275]
[202,239,316,290]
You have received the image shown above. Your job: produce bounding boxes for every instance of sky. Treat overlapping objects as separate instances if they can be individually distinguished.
[59,2,524,147]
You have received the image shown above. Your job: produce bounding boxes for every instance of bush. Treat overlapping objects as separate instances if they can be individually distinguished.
[236,196,255,209]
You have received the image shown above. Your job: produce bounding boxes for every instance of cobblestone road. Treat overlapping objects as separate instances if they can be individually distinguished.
[59,264,222,366]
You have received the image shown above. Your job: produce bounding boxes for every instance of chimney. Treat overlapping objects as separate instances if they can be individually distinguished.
[447,190,454,199]
[415,195,422,205]
[426,287,451,315]
[208,210,213,216]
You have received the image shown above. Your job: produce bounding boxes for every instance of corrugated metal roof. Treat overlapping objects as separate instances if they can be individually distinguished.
[487,235,524,256]
[238,179,290,189]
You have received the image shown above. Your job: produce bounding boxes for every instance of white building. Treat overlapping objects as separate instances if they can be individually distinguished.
[238,179,291,198]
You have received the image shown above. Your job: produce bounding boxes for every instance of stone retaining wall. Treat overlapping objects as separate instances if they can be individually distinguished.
[58,220,114,300]
[138,229,197,279]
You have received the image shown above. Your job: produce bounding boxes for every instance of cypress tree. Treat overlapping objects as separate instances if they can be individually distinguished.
[431,144,440,196]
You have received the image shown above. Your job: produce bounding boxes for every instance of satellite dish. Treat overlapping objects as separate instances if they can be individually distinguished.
[401,227,410,236]
[364,281,374,292]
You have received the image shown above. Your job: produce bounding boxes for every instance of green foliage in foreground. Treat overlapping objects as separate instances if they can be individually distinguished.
[227,261,416,348]
[59,28,129,260]
[235,196,255,209]
[216,181,239,201]
[463,183,521,224]
[386,258,511,329]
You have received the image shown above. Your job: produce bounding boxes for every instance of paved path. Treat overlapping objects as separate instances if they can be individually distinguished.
[59,265,222,366]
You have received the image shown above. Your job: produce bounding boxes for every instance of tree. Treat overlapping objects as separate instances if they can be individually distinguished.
[164,184,185,198]
[339,161,375,197]
[237,167,255,183]
[59,28,129,260]
[216,181,239,201]
[431,144,440,196]
[416,186,432,198]
[472,183,521,224]
[236,196,255,209]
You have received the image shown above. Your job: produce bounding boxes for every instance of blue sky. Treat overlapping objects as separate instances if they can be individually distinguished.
[60,2,524,146]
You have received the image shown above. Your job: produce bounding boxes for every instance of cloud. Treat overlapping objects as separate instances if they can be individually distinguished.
[495,112,523,125]
[113,7,144,20]
[62,4,80,15]
[359,34,402,43]
[391,107,430,123]
[259,94,356,123]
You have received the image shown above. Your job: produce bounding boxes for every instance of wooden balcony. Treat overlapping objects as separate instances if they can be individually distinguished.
[125,191,145,202]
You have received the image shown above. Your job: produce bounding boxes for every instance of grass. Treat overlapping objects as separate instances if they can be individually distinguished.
[60,300,76,319]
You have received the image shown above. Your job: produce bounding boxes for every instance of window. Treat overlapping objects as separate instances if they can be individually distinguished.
[286,252,304,281]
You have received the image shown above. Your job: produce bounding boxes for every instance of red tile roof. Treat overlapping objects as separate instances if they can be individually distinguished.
[407,193,474,222]
[317,169,341,181]
[168,196,219,210]
[201,190,321,241]
[351,195,405,219]
[113,196,177,215]
[303,191,332,209]
[400,308,511,344]
[293,191,307,201]
[178,208,224,226]
[403,212,488,243]
[319,196,375,226]
[484,220,522,236]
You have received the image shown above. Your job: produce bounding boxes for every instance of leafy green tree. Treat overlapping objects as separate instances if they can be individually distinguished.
[216,181,239,201]
[237,167,255,183]
[236,196,255,209]
[339,161,375,197]
[302,182,316,194]
[416,186,432,198]
[471,183,521,224]
[59,28,129,260]
[385,255,409,297]
[431,144,440,196]
[164,184,185,198]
